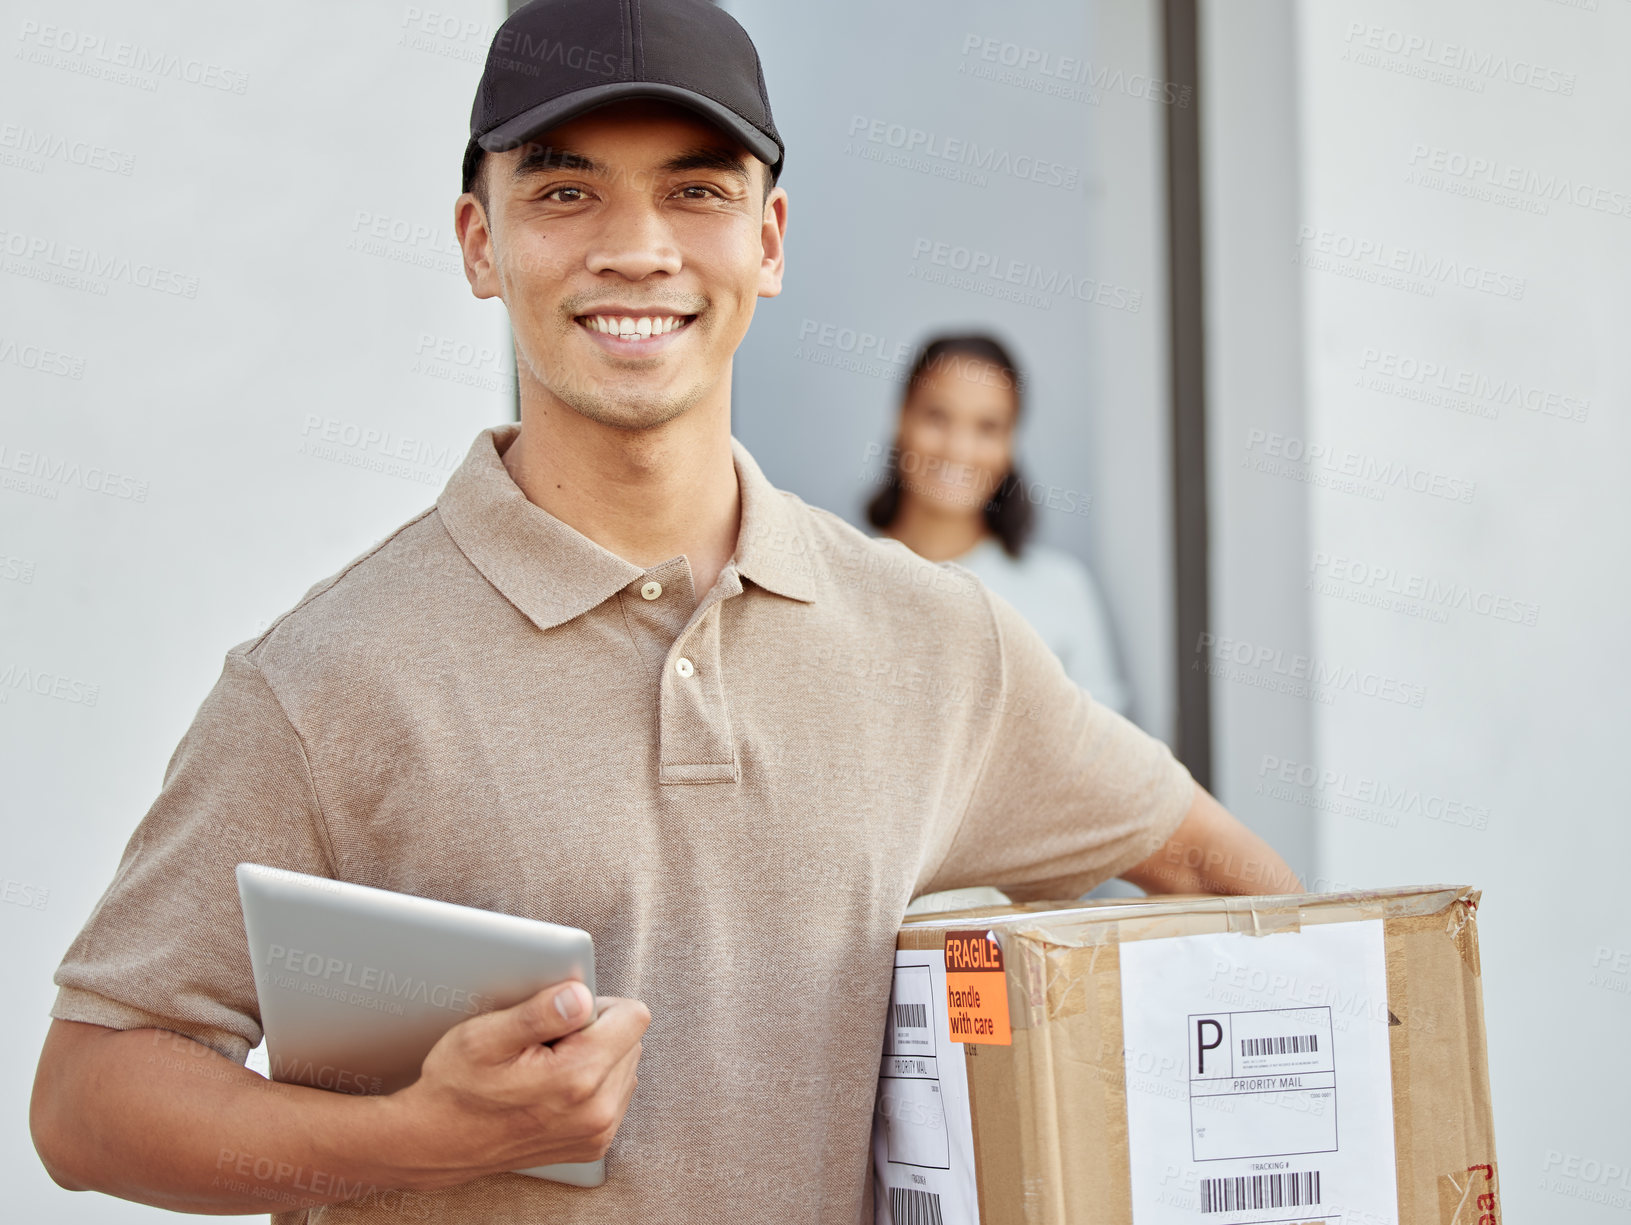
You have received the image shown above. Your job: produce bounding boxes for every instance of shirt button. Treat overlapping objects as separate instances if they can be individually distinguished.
[675,657,695,678]
[641,581,663,601]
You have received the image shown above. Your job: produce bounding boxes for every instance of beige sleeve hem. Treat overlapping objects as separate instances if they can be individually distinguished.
[1003,761,1197,904]
[1100,764,1198,883]
[49,985,253,1064]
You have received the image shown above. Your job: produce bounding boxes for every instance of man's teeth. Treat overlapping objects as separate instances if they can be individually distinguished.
[581,315,689,338]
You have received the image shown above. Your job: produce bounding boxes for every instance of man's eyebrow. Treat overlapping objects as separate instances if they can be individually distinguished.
[507,142,751,186]
[658,146,751,182]
[510,145,605,182]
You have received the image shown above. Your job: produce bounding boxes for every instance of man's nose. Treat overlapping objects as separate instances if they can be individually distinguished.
[583,200,683,280]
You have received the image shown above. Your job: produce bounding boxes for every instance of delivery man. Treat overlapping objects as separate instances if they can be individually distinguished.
[29,0,1300,1220]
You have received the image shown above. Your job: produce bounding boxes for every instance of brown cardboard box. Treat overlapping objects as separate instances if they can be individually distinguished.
[872,885,1497,1225]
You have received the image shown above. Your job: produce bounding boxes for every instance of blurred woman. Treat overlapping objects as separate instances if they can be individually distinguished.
[867,333,1130,716]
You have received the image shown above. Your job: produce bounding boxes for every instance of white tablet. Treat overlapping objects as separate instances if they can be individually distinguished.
[235,862,603,1188]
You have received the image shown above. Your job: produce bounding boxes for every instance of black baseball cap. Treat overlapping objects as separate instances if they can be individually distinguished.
[463,0,783,195]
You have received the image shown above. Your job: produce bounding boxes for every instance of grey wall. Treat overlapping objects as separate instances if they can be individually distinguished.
[720,0,1181,741]
[2,1,511,1217]
[1301,3,1631,1213]
[1204,2,1631,1216]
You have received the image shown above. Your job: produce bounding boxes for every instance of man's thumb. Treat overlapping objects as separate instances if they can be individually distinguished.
[470,981,593,1059]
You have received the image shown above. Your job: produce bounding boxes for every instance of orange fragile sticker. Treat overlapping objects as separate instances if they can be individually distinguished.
[944,929,1012,1045]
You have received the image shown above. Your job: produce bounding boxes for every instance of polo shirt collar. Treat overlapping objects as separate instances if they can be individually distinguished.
[437,425,818,633]
[727,434,822,606]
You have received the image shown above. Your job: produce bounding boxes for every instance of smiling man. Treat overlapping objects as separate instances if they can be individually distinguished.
[29,0,1298,1222]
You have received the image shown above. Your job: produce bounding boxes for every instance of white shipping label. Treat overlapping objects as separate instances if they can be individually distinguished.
[1119,919,1398,1225]
[873,949,982,1225]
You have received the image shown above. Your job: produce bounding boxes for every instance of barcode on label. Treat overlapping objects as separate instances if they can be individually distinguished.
[1240,1034,1319,1056]
[889,1186,945,1225]
[1200,1170,1321,1214]
[894,1003,928,1030]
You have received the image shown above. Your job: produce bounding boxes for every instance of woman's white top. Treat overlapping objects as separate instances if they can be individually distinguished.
[948,536,1130,717]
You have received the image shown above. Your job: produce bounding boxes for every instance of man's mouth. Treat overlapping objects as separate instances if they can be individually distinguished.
[574,310,698,344]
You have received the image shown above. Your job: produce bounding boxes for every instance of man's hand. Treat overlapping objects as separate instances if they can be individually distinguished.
[382,981,649,1191]
[1121,781,1304,896]
[31,980,649,1213]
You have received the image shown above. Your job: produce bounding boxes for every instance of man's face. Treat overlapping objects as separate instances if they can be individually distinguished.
[455,99,787,431]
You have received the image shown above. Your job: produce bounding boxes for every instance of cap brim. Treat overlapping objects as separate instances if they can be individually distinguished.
[477,81,781,179]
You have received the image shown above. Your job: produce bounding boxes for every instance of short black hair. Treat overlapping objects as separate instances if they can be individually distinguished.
[463,144,775,213]
[466,145,490,214]
[462,139,486,205]
[865,334,1035,559]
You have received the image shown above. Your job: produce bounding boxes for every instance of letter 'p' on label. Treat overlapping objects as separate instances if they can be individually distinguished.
[944,929,1012,1045]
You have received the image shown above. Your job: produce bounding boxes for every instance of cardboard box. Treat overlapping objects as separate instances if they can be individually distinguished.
[872,885,1497,1225]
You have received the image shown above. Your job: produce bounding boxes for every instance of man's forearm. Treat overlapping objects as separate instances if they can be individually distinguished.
[1122,782,1304,896]
[32,1021,430,1215]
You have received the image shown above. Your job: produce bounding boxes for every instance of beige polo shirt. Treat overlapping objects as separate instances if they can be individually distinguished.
[50,423,1195,1224]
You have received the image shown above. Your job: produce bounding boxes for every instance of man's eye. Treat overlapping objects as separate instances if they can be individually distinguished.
[544,186,588,203]
[677,185,722,200]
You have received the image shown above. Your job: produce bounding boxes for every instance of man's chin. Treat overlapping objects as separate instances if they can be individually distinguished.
[548,382,702,432]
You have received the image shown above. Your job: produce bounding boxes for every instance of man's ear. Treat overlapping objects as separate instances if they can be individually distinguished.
[758,181,787,299]
[455,191,502,300]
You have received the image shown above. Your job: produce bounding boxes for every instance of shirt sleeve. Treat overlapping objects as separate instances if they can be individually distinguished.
[49,649,336,1063]
[924,582,1195,903]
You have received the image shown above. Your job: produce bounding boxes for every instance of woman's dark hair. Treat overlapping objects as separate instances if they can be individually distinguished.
[865,333,1034,558]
